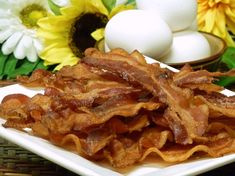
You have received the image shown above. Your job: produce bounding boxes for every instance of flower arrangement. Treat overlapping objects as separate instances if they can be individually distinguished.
[0,0,134,79]
[197,0,235,87]
[0,0,234,87]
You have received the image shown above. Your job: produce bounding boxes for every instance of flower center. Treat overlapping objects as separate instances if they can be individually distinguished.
[20,4,48,28]
[69,13,108,57]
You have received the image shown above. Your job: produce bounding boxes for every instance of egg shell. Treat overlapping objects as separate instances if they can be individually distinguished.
[104,41,111,52]
[136,0,197,32]
[160,30,211,64]
[105,10,173,58]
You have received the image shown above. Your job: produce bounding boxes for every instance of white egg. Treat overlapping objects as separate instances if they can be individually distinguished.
[160,30,211,64]
[136,0,197,32]
[105,10,173,58]
[104,41,111,52]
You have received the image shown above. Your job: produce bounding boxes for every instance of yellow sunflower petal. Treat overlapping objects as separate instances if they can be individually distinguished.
[225,6,235,21]
[41,47,75,64]
[38,16,73,32]
[214,6,226,38]
[85,0,108,15]
[224,31,235,47]
[227,18,235,34]
[60,4,84,17]
[41,42,68,54]
[203,8,216,32]
[37,30,63,40]
[54,56,79,70]
[91,28,104,41]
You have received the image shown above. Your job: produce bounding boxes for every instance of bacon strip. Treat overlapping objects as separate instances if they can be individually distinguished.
[82,48,209,144]
[174,64,235,86]
[2,48,235,168]
[197,92,235,118]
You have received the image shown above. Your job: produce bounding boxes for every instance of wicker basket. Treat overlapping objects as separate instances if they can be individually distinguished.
[0,138,78,176]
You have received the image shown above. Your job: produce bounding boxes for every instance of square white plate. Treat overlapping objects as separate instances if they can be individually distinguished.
[0,59,235,176]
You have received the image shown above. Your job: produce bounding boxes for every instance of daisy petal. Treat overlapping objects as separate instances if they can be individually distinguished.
[0,19,19,28]
[22,35,33,52]
[14,35,32,59]
[0,10,11,17]
[33,39,44,54]
[0,0,11,9]
[0,29,14,43]
[26,45,38,62]
[14,37,27,60]
[2,31,23,55]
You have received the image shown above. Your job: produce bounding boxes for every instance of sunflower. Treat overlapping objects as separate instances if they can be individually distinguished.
[0,0,51,62]
[197,0,235,47]
[38,0,133,70]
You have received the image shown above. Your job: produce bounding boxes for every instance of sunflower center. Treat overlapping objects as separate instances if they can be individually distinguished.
[20,4,48,28]
[69,13,108,57]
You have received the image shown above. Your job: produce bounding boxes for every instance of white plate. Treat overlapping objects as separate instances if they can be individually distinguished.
[0,60,235,176]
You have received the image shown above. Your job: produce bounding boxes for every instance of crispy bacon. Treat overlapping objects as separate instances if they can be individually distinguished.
[17,69,52,87]
[174,64,235,86]
[82,49,209,144]
[82,48,162,96]
[197,92,235,118]
[1,48,235,168]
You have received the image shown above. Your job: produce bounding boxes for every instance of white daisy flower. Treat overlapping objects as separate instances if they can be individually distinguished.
[0,0,51,62]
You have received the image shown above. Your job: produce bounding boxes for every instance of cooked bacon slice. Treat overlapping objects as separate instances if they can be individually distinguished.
[181,83,223,93]
[82,49,209,144]
[105,114,150,134]
[80,128,115,156]
[2,48,235,168]
[0,94,30,119]
[17,69,52,87]
[47,96,160,132]
[139,128,173,149]
[174,64,235,86]
[159,81,209,144]
[141,136,235,163]
[3,117,34,130]
[197,92,235,118]
[83,48,162,96]
[104,138,141,168]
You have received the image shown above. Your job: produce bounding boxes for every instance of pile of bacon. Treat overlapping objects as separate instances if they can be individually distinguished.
[1,48,235,168]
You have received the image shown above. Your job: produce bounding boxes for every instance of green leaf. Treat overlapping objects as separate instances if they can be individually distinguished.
[214,47,235,87]
[34,59,48,70]
[220,47,235,69]
[126,0,136,5]
[2,54,18,79]
[48,0,61,15]
[216,76,235,87]
[102,0,116,12]
[7,59,40,79]
[0,50,8,76]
